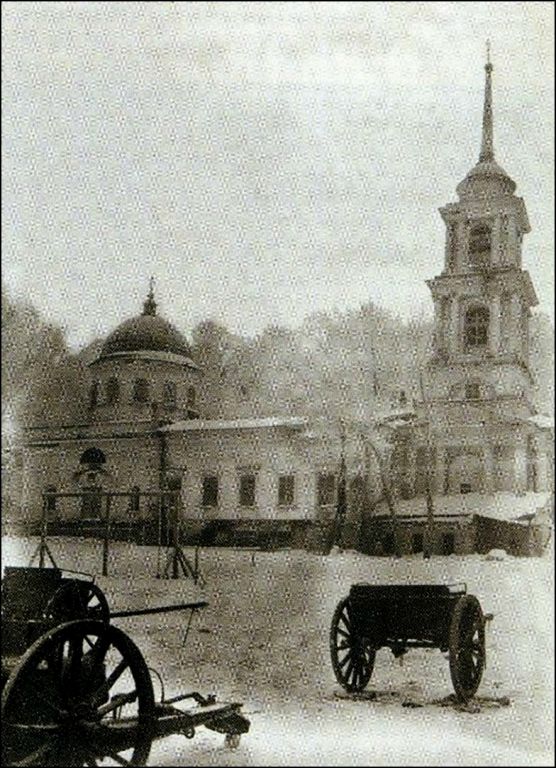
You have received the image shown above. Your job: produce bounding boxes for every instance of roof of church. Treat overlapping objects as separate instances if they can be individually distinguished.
[160,416,308,433]
[99,280,193,361]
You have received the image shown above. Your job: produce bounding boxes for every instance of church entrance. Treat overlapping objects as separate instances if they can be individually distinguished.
[447,451,483,494]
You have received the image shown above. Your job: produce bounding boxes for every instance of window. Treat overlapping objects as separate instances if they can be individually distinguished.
[129,486,140,512]
[239,474,256,507]
[460,483,472,495]
[202,476,219,507]
[80,447,106,467]
[318,473,336,507]
[442,532,455,555]
[81,485,103,519]
[163,381,177,409]
[382,533,395,555]
[187,386,196,408]
[464,306,489,349]
[133,378,150,403]
[278,475,295,506]
[465,382,481,400]
[45,486,57,513]
[89,382,99,408]
[412,532,424,553]
[468,222,491,268]
[106,377,120,404]
[527,436,538,493]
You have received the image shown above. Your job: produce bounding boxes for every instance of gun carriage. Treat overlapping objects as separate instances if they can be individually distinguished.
[1,566,249,767]
[330,583,491,702]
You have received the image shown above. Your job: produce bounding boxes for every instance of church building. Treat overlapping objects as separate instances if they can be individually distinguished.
[18,53,552,556]
[20,283,376,551]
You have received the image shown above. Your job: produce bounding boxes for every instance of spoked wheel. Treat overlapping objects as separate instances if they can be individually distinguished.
[330,597,375,692]
[44,581,110,624]
[449,595,486,701]
[1,620,155,767]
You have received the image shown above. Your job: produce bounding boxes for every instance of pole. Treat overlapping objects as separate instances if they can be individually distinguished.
[334,425,347,550]
[419,371,435,558]
[102,493,111,577]
[172,494,179,580]
[39,495,47,568]
[365,434,401,558]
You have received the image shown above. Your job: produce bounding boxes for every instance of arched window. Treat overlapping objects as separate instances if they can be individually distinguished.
[187,386,196,409]
[129,485,140,512]
[45,485,57,513]
[464,306,489,349]
[80,448,106,470]
[89,382,99,408]
[163,381,177,409]
[468,222,491,268]
[106,377,120,404]
[133,378,150,403]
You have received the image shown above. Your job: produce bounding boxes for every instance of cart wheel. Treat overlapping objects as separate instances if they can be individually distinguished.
[449,595,485,701]
[330,597,375,693]
[1,620,155,767]
[225,733,241,749]
[44,581,110,624]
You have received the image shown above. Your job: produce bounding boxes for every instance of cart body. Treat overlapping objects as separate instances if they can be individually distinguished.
[348,582,467,653]
[330,582,490,701]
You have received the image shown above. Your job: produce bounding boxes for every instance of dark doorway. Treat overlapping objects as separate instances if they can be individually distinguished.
[442,532,455,555]
[382,533,395,555]
[412,532,424,553]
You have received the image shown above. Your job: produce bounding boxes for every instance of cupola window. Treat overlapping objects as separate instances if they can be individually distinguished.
[89,382,99,409]
[468,222,491,269]
[106,377,120,404]
[163,381,177,409]
[129,485,140,512]
[133,378,150,403]
[464,306,489,349]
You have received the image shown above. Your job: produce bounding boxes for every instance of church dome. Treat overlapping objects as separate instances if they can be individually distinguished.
[100,283,192,359]
[456,158,516,200]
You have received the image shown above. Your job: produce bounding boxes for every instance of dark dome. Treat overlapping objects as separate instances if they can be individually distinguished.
[102,314,192,358]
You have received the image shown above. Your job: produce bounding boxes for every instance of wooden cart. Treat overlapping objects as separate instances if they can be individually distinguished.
[330,583,491,701]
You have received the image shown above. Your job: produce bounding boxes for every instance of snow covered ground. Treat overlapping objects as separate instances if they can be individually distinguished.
[2,536,554,766]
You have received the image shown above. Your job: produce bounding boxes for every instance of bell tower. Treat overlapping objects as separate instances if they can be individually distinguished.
[421,46,544,496]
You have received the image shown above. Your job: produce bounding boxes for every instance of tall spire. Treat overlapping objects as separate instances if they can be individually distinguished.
[142,276,157,316]
[479,40,494,162]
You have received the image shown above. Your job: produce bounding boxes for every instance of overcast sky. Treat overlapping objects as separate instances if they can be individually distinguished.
[2,2,554,349]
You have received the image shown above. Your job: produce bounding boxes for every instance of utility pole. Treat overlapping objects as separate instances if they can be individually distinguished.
[359,422,401,559]
[333,421,347,550]
[419,371,435,559]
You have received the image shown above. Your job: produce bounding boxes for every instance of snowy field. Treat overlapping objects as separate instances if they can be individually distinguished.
[2,536,554,766]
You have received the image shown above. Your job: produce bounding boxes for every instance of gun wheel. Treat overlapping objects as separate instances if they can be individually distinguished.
[330,597,375,693]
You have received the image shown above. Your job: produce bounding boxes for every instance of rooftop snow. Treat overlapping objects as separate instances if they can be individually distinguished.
[159,416,308,433]
[373,491,552,523]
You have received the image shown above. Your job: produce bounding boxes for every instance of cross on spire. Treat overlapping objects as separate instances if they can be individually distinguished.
[142,276,157,316]
[479,40,494,162]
